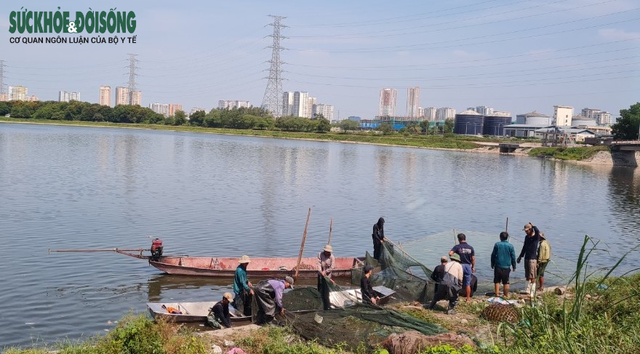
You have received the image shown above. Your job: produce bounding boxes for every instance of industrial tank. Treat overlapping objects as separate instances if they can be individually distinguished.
[454,110,484,135]
[483,115,513,136]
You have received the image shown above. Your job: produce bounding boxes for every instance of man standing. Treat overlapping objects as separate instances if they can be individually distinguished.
[372,217,385,260]
[318,244,336,310]
[449,233,475,302]
[233,255,254,316]
[253,276,294,325]
[427,253,463,315]
[491,231,516,297]
[208,292,234,329]
[518,222,541,295]
[537,232,551,292]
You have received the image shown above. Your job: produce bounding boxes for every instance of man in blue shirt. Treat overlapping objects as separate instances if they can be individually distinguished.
[449,233,475,302]
[491,231,516,297]
[233,255,254,316]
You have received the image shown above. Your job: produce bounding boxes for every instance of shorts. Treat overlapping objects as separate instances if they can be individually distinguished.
[538,261,548,277]
[461,263,472,287]
[525,259,537,280]
[493,267,511,285]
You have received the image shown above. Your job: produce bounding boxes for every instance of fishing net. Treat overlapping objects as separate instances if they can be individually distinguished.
[285,303,446,352]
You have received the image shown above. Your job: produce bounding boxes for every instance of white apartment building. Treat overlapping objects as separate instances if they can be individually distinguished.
[423,107,437,121]
[149,103,170,117]
[8,85,27,101]
[99,86,111,106]
[219,100,250,109]
[312,104,334,120]
[436,107,456,120]
[406,87,420,118]
[115,86,141,106]
[58,91,80,102]
[379,88,397,117]
[554,105,574,127]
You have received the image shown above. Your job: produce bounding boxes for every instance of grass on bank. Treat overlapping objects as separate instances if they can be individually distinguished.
[527,145,609,160]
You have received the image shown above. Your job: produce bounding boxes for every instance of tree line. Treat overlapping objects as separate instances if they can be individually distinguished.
[0,101,333,133]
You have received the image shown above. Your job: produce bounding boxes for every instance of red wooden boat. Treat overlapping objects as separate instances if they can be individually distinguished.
[116,249,364,279]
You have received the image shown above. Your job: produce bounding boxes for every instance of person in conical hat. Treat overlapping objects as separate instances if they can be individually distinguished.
[233,255,254,316]
[317,244,336,310]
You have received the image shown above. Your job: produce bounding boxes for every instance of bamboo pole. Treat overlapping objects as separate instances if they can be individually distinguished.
[294,208,312,279]
[327,218,333,245]
[49,248,147,253]
[505,217,509,233]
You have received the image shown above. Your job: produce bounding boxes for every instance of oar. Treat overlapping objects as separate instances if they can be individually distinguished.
[294,208,311,279]
[48,248,147,253]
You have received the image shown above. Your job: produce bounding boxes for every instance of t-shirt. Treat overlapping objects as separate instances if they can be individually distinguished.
[491,240,516,269]
[451,243,475,265]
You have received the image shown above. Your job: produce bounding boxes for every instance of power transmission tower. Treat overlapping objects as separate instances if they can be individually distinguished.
[126,53,139,105]
[0,60,6,97]
[261,15,287,117]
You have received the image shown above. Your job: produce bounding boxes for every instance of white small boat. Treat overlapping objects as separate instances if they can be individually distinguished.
[147,301,249,324]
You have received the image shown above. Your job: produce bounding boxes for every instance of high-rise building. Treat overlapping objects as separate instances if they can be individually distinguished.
[8,85,27,101]
[0,93,7,102]
[594,111,612,125]
[149,103,170,117]
[423,107,437,121]
[99,86,111,106]
[475,106,494,116]
[115,86,141,105]
[168,104,183,116]
[406,87,420,118]
[379,88,397,117]
[554,105,574,127]
[219,100,251,109]
[282,92,295,116]
[58,91,80,102]
[306,96,316,119]
[131,90,141,106]
[312,104,334,120]
[293,91,310,118]
[436,107,456,120]
[115,87,129,105]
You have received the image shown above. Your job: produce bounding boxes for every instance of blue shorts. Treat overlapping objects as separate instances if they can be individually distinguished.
[461,263,472,286]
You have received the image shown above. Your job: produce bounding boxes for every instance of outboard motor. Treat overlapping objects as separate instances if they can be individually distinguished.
[150,238,163,261]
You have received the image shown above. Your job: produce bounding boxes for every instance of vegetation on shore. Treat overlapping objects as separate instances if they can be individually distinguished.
[527,145,610,161]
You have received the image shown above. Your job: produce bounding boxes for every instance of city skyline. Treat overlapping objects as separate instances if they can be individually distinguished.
[0,0,638,119]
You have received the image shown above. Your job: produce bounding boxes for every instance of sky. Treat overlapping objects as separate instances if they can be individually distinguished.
[0,0,638,119]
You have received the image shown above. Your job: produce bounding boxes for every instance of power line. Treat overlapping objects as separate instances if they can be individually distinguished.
[261,15,287,117]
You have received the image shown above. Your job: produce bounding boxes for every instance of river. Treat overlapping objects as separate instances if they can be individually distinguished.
[0,122,638,349]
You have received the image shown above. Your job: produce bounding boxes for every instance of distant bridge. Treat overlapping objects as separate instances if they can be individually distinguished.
[610,141,640,151]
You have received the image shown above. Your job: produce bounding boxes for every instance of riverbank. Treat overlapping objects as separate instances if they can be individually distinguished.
[0,118,619,165]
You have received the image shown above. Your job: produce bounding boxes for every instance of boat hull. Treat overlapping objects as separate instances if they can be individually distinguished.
[147,256,364,278]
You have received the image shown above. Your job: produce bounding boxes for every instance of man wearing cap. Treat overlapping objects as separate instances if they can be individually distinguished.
[208,292,234,329]
[233,255,254,316]
[427,253,463,314]
[517,222,541,295]
[430,256,448,293]
[491,231,517,297]
[253,276,294,325]
[318,244,336,310]
[537,232,551,292]
[449,233,476,302]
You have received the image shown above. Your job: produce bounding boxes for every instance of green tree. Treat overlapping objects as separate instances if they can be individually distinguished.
[377,122,395,135]
[314,117,331,133]
[339,119,360,132]
[173,110,187,125]
[611,103,640,140]
[444,118,455,134]
[189,110,206,126]
[0,102,10,116]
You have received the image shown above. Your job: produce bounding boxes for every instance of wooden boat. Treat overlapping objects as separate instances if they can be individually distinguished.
[117,250,365,279]
[147,301,251,324]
